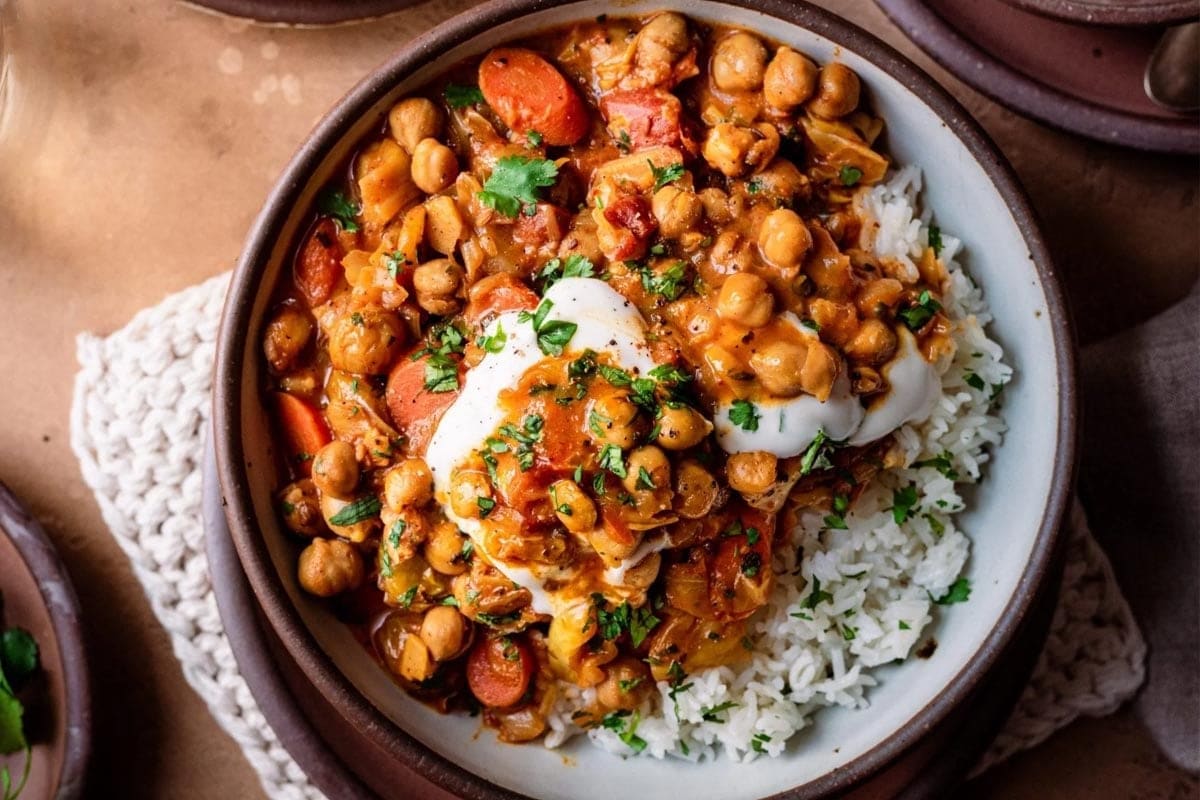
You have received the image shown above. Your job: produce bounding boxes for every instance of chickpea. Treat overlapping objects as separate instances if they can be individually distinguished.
[297,538,364,597]
[726,451,778,495]
[278,480,325,537]
[263,306,313,374]
[808,63,861,120]
[656,404,711,450]
[698,187,733,224]
[622,552,662,592]
[419,605,470,661]
[757,208,813,273]
[596,657,653,711]
[750,340,808,398]
[651,185,702,239]
[763,47,819,110]
[844,319,898,366]
[412,259,464,316]
[449,469,492,520]
[717,271,774,328]
[800,341,840,402]
[311,441,359,499]
[328,306,405,375]
[384,458,434,510]
[388,97,444,154]
[424,520,470,576]
[550,480,598,534]
[589,393,639,449]
[673,460,720,519]
[635,12,690,67]
[410,138,459,195]
[855,278,905,317]
[712,32,768,92]
[622,446,671,494]
[399,632,437,682]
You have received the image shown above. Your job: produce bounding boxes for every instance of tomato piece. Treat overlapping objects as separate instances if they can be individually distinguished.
[294,219,344,307]
[513,202,571,252]
[600,88,686,151]
[272,392,331,477]
[466,634,535,708]
[384,351,461,455]
[464,273,539,329]
[478,48,590,146]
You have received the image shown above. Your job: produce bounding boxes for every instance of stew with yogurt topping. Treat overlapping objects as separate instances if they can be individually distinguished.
[264,11,953,743]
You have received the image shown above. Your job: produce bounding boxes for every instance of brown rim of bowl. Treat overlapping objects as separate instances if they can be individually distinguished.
[0,482,92,800]
[996,0,1199,27]
[181,0,425,25]
[214,1,1078,797]
[874,0,1200,155]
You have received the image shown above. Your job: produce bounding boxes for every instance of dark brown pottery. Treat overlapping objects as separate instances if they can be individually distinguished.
[214,0,1078,797]
[875,0,1200,154]
[998,0,1198,27]
[0,483,91,800]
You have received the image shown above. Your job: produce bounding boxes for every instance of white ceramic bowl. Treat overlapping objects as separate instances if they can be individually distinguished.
[215,1,1076,797]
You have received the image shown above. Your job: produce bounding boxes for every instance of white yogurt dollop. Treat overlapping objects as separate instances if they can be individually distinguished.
[424,278,659,615]
[714,318,939,458]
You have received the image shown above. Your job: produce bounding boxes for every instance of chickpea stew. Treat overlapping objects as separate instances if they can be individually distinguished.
[264,11,975,751]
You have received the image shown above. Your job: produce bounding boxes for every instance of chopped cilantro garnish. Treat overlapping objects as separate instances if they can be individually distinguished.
[932,577,971,605]
[476,322,507,354]
[751,733,772,754]
[328,496,381,526]
[526,130,543,148]
[964,372,986,391]
[443,83,484,109]
[892,485,919,524]
[520,298,578,356]
[476,496,496,517]
[839,165,863,187]
[648,364,690,384]
[478,155,558,218]
[423,353,458,393]
[399,586,418,608]
[799,429,835,475]
[591,593,660,647]
[801,576,833,610]
[598,444,627,478]
[638,260,689,301]
[898,290,942,331]
[650,161,685,190]
[536,253,595,290]
[317,188,360,232]
[899,620,912,630]
[913,452,959,480]
[823,514,848,531]
[699,701,738,722]
[728,400,760,432]
[928,225,943,256]
[636,466,656,490]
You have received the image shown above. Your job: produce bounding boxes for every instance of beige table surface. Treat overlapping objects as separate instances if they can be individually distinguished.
[0,0,1196,797]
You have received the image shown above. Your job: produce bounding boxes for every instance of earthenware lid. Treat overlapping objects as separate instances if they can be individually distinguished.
[0,483,91,800]
[875,0,1200,153]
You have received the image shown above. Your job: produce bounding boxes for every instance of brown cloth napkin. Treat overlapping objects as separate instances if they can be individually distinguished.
[1079,283,1200,771]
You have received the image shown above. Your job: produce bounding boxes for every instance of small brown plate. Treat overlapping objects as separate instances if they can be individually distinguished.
[876,0,1200,153]
[182,0,427,25]
[0,483,90,800]
[998,0,1198,27]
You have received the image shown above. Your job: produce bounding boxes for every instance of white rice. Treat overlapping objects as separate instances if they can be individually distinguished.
[543,166,1012,760]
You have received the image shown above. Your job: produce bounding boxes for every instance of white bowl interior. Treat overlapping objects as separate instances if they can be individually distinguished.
[237,2,1062,797]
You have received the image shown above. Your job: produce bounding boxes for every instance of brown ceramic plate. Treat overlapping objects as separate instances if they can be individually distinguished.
[214,0,1077,797]
[201,433,1062,799]
[875,0,1200,154]
[0,483,90,800]
[997,0,1198,27]
[182,0,426,25]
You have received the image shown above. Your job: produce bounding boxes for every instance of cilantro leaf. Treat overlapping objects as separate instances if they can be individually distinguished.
[638,260,689,300]
[927,225,943,256]
[0,630,37,689]
[444,83,484,109]
[650,161,685,190]
[800,576,833,610]
[898,290,942,331]
[423,353,459,393]
[728,400,760,432]
[476,322,507,354]
[933,577,971,605]
[839,165,863,187]
[892,485,919,524]
[328,496,381,526]
[537,254,595,290]
[913,452,959,480]
[799,429,835,475]
[317,189,360,232]
[478,156,559,218]
[699,701,738,722]
[598,444,627,478]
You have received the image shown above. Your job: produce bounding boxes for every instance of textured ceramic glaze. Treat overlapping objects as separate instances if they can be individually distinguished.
[214,2,1076,798]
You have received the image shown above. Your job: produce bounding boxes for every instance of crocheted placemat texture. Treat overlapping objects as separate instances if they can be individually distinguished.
[69,273,1146,799]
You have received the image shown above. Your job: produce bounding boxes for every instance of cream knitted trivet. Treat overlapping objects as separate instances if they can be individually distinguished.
[69,273,1146,799]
